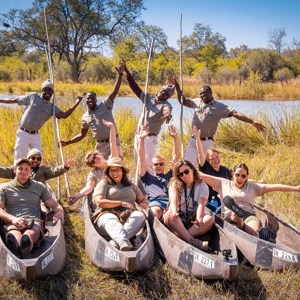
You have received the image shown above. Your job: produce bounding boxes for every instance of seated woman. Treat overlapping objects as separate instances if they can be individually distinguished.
[69,119,118,205]
[199,163,300,239]
[93,157,148,251]
[193,125,232,211]
[163,159,214,251]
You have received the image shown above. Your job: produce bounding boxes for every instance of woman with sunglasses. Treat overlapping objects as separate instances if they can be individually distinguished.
[199,163,300,239]
[163,159,214,251]
[69,119,119,205]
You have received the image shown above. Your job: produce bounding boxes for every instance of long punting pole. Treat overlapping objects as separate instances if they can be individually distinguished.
[179,14,184,157]
[135,39,154,184]
[44,8,70,198]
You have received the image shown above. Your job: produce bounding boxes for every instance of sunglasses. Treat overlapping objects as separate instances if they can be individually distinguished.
[178,169,190,177]
[29,156,41,161]
[153,162,164,166]
[234,173,247,179]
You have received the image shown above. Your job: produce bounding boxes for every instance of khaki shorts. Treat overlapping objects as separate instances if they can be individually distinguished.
[3,218,44,238]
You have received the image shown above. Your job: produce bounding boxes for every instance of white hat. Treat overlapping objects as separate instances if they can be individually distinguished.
[41,80,54,91]
[27,148,42,159]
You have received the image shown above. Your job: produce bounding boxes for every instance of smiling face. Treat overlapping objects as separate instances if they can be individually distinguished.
[108,166,123,183]
[85,92,97,110]
[28,154,42,169]
[14,162,32,184]
[207,150,221,171]
[91,153,107,169]
[233,167,248,189]
[199,86,213,104]
[156,88,170,101]
[42,87,54,101]
[152,156,165,175]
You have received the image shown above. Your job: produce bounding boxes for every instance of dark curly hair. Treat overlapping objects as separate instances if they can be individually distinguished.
[104,167,131,186]
[169,159,202,194]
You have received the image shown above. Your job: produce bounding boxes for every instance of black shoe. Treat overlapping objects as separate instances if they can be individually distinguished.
[6,233,19,257]
[223,196,250,219]
[20,234,32,259]
[259,227,270,241]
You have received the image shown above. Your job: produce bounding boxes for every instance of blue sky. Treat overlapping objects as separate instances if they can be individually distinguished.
[2,0,300,51]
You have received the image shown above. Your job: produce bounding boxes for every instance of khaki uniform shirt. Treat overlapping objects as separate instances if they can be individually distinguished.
[81,98,116,141]
[16,93,62,131]
[184,98,233,138]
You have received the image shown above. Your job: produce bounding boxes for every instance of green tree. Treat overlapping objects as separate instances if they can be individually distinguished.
[1,0,144,82]
[182,23,227,83]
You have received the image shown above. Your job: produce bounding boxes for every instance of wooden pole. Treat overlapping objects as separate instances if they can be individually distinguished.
[179,14,184,157]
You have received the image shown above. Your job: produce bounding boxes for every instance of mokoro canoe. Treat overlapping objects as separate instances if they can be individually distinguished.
[83,197,155,273]
[213,204,300,270]
[0,218,66,280]
[148,210,238,281]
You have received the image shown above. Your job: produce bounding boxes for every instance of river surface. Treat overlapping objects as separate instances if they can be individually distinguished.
[1,94,299,129]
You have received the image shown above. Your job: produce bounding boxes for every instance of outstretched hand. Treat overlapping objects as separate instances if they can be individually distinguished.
[65,157,76,168]
[58,141,68,148]
[252,121,266,132]
[167,75,178,86]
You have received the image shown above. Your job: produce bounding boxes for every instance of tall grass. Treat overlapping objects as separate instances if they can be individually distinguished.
[0,103,300,299]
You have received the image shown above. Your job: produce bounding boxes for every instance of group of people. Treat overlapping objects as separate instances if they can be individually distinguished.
[1,60,300,258]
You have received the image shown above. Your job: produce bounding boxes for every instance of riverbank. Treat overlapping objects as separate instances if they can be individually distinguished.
[1,78,300,100]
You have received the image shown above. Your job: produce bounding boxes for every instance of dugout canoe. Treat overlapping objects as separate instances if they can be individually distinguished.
[83,196,154,272]
[213,204,300,270]
[0,218,66,281]
[148,210,238,281]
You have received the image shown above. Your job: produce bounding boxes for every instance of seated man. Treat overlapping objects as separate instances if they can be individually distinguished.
[138,125,180,219]
[0,159,64,258]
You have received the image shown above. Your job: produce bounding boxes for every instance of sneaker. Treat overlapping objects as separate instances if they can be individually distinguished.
[259,227,270,241]
[189,237,209,252]
[119,239,133,251]
[223,196,249,219]
[108,240,120,250]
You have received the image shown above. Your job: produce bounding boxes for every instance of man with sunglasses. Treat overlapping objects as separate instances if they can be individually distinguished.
[138,125,180,219]
[0,148,75,185]
[169,78,266,166]
[59,65,124,159]
[0,80,83,162]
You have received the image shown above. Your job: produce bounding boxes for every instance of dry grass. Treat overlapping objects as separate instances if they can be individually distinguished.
[0,103,300,299]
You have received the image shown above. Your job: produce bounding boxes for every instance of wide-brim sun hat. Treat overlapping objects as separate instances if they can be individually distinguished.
[106,156,129,173]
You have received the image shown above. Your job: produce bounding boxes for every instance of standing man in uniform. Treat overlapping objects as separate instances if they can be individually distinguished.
[121,60,174,173]
[170,79,266,165]
[59,65,124,159]
[0,80,83,162]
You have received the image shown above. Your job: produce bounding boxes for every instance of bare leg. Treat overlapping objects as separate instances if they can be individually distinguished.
[188,215,214,237]
[150,206,163,220]
[164,213,192,242]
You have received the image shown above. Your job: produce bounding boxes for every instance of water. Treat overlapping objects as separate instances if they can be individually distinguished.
[112,97,300,130]
[1,93,299,130]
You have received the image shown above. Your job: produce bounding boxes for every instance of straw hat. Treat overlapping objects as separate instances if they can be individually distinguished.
[106,157,129,173]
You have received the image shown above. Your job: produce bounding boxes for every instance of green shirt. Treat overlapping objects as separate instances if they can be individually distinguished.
[0,179,51,220]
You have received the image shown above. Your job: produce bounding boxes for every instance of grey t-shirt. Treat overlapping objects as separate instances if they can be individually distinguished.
[81,98,116,140]
[93,180,143,206]
[16,92,62,131]
[0,179,52,220]
[137,92,172,135]
[86,168,104,186]
[184,98,233,137]
[213,178,265,214]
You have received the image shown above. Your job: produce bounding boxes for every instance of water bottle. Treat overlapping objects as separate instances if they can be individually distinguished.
[210,196,219,210]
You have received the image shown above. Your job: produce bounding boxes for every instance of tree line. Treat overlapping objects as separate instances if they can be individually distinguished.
[0,0,299,85]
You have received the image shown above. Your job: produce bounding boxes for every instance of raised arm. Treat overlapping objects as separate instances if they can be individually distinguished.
[44,158,76,180]
[167,182,180,219]
[0,97,17,104]
[107,63,125,102]
[229,110,266,132]
[56,96,83,119]
[60,127,89,147]
[168,76,194,108]
[193,126,206,167]
[263,183,300,194]
[69,180,96,205]
[122,60,143,98]
[102,119,119,157]
[138,125,149,177]
[168,125,180,164]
